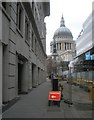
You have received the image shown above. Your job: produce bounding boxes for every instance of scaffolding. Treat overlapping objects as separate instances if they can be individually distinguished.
[72,59,94,105]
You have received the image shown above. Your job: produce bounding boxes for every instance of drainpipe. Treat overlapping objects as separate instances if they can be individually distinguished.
[0,5,2,119]
[52,39,58,91]
[0,41,2,120]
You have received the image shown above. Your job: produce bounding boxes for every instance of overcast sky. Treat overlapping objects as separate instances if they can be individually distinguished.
[45,0,94,55]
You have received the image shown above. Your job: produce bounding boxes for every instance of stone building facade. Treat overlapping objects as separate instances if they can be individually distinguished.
[1,1,50,104]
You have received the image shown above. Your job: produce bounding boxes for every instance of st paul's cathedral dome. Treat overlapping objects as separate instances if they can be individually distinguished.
[50,14,75,62]
[53,15,73,39]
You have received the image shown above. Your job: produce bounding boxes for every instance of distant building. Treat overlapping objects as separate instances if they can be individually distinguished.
[76,14,93,57]
[71,1,94,106]
[76,10,94,61]
[50,15,76,76]
[50,15,76,62]
[1,1,50,104]
[71,8,94,98]
[46,55,53,77]
[75,10,94,72]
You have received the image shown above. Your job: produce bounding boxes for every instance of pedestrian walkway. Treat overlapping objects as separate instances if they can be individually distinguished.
[2,79,93,118]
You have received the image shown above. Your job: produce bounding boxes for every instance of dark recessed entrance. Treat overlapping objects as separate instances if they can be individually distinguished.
[32,64,36,88]
[18,60,23,94]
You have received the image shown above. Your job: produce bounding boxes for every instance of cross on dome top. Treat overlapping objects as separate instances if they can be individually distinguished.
[60,14,65,27]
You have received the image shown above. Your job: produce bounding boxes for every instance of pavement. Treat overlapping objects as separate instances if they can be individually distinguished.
[2,78,93,119]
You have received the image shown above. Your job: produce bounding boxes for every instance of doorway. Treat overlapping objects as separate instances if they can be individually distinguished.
[18,60,23,94]
[32,63,36,88]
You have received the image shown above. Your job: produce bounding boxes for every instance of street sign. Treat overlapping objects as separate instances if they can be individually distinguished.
[49,91,61,101]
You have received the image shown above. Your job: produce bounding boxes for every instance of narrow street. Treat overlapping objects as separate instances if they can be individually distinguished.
[1,1,94,120]
[2,79,92,119]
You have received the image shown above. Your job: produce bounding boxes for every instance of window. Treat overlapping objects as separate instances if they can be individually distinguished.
[70,43,71,49]
[25,17,29,41]
[32,31,34,49]
[17,2,23,32]
[35,38,37,53]
[60,43,61,50]
[2,2,7,9]
[67,43,69,50]
[65,43,66,50]
[2,2,9,13]
[50,45,52,53]
[32,2,34,14]
[57,43,58,50]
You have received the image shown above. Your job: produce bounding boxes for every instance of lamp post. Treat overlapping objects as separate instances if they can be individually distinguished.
[68,64,73,106]
[64,61,73,106]
[51,39,58,91]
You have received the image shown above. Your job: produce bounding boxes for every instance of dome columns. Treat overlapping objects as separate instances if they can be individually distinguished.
[56,43,62,51]
[50,41,73,53]
[64,42,72,50]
